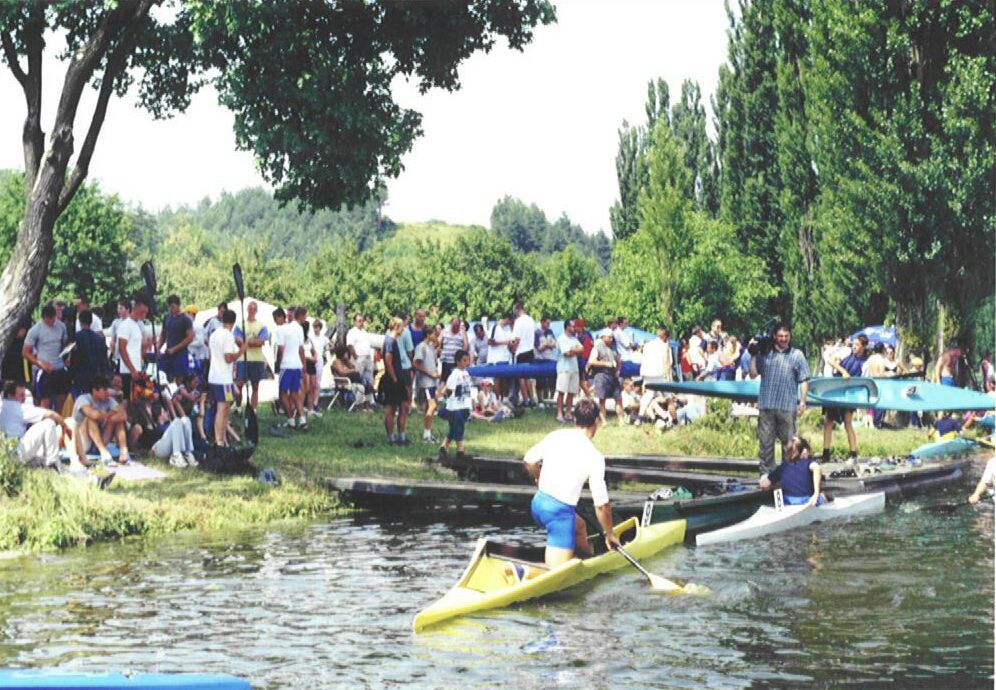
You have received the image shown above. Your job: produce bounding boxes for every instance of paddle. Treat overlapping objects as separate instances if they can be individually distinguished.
[232,263,259,446]
[577,509,708,595]
[138,261,168,409]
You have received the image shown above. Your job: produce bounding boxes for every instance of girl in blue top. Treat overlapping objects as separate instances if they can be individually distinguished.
[759,436,824,506]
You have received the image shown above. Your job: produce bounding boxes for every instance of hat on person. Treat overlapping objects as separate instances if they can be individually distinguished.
[183,304,198,314]
[575,318,586,328]
[599,328,614,339]
[481,378,494,386]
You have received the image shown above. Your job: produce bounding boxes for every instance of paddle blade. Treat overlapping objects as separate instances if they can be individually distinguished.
[232,263,245,301]
[245,405,259,446]
[647,573,685,593]
[140,261,157,296]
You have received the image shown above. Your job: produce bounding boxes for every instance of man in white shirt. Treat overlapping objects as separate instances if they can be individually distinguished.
[346,313,374,390]
[276,306,308,430]
[74,295,103,336]
[511,302,537,405]
[555,319,583,423]
[639,325,674,419]
[116,295,150,400]
[521,399,619,574]
[208,309,246,445]
[486,313,514,400]
[613,316,638,362]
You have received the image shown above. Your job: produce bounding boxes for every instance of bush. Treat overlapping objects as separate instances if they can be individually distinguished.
[0,440,23,498]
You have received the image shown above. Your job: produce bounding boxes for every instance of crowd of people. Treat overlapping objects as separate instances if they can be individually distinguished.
[1,290,992,490]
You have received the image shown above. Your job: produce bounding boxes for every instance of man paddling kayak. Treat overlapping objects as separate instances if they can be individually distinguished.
[522,399,619,572]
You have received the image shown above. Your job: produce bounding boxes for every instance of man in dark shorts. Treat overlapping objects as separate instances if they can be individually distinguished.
[23,303,70,410]
[586,329,623,424]
[159,295,194,382]
[380,316,411,445]
[823,333,869,462]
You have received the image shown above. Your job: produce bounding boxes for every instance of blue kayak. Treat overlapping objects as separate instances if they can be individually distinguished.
[644,377,995,412]
[911,436,990,458]
[0,671,250,689]
[468,360,641,379]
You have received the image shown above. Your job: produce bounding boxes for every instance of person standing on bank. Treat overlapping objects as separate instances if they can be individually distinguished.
[749,323,810,477]
[823,333,869,462]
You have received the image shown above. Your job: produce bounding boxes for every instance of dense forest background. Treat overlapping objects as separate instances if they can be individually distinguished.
[0,0,992,363]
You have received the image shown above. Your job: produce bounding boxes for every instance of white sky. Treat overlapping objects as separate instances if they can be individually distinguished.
[0,0,729,234]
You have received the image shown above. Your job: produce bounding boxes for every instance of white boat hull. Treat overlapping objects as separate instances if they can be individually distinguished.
[695,491,886,546]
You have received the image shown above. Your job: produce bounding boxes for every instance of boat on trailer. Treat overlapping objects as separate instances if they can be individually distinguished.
[413,517,686,632]
[695,491,885,546]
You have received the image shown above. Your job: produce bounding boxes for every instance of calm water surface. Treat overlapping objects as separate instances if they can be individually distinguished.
[0,488,992,689]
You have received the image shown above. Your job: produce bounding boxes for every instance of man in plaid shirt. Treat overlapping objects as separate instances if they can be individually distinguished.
[750,323,810,476]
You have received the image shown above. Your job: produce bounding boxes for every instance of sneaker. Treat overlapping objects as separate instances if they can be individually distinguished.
[284,418,298,430]
[184,452,198,467]
[556,414,566,423]
[170,452,187,468]
[438,446,449,460]
[308,409,323,418]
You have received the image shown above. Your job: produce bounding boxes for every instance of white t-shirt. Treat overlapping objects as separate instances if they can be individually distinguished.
[279,322,305,369]
[523,428,609,506]
[116,318,144,374]
[76,313,103,334]
[556,333,580,374]
[445,368,473,412]
[487,322,513,364]
[311,334,330,364]
[613,327,637,361]
[346,326,372,358]
[208,327,239,385]
[640,337,673,379]
[512,314,536,356]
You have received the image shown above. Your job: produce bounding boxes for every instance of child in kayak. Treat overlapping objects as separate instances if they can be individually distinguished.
[758,436,824,506]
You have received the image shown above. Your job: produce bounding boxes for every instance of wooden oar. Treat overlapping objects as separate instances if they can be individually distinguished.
[579,510,708,595]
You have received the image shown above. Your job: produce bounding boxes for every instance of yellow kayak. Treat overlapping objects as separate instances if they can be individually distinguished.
[412,517,686,632]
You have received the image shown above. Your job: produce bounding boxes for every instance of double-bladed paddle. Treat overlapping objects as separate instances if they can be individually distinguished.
[232,263,259,447]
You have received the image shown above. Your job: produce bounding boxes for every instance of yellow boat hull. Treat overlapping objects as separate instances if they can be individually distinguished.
[412,517,686,632]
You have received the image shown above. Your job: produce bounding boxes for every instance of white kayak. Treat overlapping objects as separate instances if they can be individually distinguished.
[695,491,885,546]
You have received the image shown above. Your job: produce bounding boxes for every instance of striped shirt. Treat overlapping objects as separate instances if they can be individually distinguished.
[440,330,465,364]
[756,346,810,411]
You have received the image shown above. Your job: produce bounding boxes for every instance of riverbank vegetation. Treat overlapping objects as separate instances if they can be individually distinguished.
[0,400,957,553]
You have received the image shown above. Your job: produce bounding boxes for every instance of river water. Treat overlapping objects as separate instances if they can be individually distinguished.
[0,491,992,689]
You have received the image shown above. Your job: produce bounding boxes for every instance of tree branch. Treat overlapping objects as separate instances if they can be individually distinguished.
[22,3,45,186]
[0,31,26,87]
[58,4,150,215]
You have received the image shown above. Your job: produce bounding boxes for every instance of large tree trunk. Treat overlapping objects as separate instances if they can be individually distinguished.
[0,128,76,362]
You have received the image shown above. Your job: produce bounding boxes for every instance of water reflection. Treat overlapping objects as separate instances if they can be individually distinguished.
[0,498,991,688]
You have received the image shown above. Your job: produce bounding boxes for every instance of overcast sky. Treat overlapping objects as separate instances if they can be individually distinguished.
[0,0,729,235]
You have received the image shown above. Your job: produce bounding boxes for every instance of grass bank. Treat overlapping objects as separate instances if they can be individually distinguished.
[0,398,964,552]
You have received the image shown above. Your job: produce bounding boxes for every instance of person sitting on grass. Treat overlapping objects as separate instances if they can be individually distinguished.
[758,436,824,507]
[518,398,619,578]
[151,414,199,468]
[620,378,641,424]
[471,378,507,422]
[437,349,473,459]
[72,376,130,463]
[0,380,113,488]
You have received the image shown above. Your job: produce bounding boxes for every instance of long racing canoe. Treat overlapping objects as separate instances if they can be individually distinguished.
[412,517,686,631]
[695,491,885,546]
[0,671,250,689]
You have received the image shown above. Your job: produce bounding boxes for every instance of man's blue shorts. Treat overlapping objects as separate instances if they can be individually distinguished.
[784,493,825,506]
[209,383,234,404]
[279,368,302,392]
[531,491,577,550]
[236,360,265,384]
[160,350,190,380]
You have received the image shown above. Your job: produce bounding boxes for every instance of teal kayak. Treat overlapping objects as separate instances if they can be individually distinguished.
[0,671,250,689]
[644,377,995,413]
[910,436,987,458]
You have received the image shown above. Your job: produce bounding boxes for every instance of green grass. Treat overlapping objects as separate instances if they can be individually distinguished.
[0,398,962,553]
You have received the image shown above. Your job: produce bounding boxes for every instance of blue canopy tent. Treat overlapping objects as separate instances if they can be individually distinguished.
[852,325,898,347]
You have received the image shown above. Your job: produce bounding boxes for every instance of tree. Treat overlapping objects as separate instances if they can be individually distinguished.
[0,170,136,306]
[0,0,554,359]
[609,78,671,241]
[671,79,718,214]
[531,245,601,320]
[490,195,547,253]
